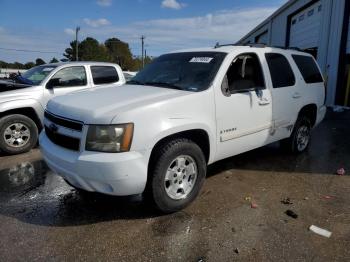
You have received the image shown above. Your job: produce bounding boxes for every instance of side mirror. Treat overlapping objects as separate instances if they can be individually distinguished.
[46,78,60,89]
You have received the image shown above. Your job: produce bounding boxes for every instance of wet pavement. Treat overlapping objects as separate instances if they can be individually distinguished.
[0,111,350,261]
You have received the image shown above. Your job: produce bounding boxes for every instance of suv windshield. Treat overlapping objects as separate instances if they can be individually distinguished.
[128,52,227,92]
[20,65,57,85]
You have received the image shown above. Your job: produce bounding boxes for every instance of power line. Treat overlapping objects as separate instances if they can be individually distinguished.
[0,47,61,54]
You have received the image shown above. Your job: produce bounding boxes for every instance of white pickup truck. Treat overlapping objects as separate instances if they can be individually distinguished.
[0,62,125,155]
[40,45,326,213]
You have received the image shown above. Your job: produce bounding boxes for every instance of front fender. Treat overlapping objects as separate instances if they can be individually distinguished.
[147,120,217,164]
[0,99,44,123]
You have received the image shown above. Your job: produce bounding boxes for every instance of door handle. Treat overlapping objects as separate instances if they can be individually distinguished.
[293,92,302,99]
[258,98,270,105]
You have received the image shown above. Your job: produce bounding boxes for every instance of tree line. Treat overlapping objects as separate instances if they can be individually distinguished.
[1,37,152,71]
[0,57,58,70]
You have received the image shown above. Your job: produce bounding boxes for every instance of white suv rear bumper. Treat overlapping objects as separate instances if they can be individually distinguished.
[39,131,150,196]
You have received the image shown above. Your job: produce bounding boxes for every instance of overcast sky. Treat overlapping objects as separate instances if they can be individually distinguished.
[0,0,286,63]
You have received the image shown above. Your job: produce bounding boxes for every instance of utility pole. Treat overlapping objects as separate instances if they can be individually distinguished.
[75,26,80,61]
[141,35,145,68]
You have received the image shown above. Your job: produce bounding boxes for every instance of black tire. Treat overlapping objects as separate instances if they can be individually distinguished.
[0,114,38,155]
[281,116,311,154]
[146,138,207,213]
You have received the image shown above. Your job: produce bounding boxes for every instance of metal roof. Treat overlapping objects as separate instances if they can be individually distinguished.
[237,0,299,43]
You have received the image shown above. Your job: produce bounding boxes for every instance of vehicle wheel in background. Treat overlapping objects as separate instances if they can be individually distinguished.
[146,138,206,213]
[0,114,38,155]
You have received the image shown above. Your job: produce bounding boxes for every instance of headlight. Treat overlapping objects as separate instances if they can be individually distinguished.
[85,123,134,153]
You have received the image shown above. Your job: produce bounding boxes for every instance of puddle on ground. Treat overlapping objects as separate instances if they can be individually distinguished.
[0,159,157,226]
[0,160,48,195]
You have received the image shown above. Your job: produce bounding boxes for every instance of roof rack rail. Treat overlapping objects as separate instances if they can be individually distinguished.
[245,43,267,48]
[214,42,238,48]
[214,42,267,48]
[214,43,304,52]
[288,46,302,51]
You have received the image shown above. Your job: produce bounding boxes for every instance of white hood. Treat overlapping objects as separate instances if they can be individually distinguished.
[46,84,191,124]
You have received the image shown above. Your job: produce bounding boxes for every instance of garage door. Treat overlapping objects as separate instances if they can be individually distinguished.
[289,2,322,49]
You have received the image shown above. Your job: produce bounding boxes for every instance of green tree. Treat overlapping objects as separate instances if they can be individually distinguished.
[35,58,45,66]
[24,62,35,69]
[132,56,153,71]
[63,40,79,61]
[13,62,25,69]
[79,37,109,61]
[105,38,134,70]
[0,60,8,68]
[64,37,109,62]
[50,57,59,63]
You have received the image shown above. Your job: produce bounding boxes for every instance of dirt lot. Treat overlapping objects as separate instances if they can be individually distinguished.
[0,111,349,261]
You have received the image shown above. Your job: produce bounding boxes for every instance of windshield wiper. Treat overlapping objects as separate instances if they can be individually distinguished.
[144,81,184,90]
[126,80,145,85]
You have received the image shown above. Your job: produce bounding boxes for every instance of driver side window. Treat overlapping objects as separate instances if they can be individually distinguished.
[50,66,87,88]
[222,53,265,95]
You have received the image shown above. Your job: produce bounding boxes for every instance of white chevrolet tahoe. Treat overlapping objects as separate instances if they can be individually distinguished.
[0,62,125,155]
[40,45,326,213]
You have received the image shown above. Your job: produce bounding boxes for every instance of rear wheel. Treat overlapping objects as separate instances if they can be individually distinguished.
[281,116,311,153]
[0,114,38,155]
[146,138,206,213]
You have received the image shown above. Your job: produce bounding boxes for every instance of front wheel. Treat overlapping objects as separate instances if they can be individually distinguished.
[147,138,207,213]
[281,116,311,153]
[0,114,38,155]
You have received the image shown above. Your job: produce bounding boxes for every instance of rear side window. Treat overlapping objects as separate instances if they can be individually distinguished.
[265,53,295,88]
[91,66,119,85]
[292,55,323,83]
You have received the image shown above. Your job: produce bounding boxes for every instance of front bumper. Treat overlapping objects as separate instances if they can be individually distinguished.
[39,131,150,196]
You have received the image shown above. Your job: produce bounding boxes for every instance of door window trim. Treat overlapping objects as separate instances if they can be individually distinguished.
[48,66,88,88]
[90,65,120,85]
[265,52,296,88]
[221,52,267,96]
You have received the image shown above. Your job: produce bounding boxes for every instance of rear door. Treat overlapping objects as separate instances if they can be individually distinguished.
[264,53,301,140]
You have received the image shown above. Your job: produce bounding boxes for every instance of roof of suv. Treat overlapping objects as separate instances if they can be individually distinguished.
[171,45,312,57]
[42,61,121,67]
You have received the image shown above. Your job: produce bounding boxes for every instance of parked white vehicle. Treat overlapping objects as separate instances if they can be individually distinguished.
[0,62,125,154]
[40,45,326,213]
[123,71,137,81]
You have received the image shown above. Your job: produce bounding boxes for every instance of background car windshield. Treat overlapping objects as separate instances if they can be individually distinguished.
[130,52,227,92]
[21,65,57,85]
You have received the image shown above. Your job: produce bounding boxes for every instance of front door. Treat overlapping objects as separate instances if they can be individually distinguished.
[215,52,273,160]
[43,66,89,106]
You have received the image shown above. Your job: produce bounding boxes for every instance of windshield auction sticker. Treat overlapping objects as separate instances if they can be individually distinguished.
[189,57,213,63]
